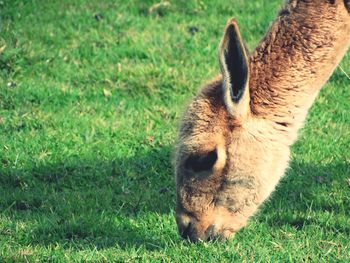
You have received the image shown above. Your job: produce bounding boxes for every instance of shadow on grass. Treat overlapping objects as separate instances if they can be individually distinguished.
[260,160,350,234]
[0,146,177,251]
[1,149,349,250]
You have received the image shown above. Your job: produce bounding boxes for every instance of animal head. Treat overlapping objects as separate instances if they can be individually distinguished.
[175,19,288,242]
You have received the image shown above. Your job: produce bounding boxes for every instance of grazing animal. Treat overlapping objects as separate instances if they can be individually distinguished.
[174,0,350,242]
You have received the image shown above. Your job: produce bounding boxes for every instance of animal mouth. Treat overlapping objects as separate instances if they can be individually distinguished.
[176,209,237,242]
[179,222,236,242]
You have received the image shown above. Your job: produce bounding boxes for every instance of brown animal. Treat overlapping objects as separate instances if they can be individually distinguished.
[175,0,350,242]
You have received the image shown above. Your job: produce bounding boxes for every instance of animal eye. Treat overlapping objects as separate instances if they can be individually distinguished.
[184,149,218,172]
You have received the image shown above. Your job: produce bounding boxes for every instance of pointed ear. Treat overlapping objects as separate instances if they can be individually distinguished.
[218,18,250,120]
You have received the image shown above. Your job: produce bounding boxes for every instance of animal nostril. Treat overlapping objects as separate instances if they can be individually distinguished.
[180,221,193,239]
[179,220,201,242]
[204,224,216,241]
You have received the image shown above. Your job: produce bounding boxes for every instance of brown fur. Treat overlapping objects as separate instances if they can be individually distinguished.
[175,0,350,242]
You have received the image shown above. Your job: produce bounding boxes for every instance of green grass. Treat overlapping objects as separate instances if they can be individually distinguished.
[0,0,349,261]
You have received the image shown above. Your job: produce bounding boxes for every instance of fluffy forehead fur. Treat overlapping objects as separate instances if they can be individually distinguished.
[175,0,350,241]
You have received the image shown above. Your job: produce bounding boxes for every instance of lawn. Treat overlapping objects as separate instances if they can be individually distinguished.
[0,0,349,261]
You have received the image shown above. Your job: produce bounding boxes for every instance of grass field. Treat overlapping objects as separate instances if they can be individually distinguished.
[0,0,349,261]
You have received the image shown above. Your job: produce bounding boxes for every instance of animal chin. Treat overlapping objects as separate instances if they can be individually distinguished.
[176,202,249,242]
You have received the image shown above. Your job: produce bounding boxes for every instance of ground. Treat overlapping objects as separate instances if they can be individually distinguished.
[0,0,349,261]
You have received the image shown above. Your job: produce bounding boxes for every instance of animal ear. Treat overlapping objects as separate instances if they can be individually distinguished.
[218,18,250,119]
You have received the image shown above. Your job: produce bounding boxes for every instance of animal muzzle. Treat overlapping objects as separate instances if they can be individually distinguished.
[176,212,235,242]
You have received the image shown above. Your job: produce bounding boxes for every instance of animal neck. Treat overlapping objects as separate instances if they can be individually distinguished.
[249,0,350,133]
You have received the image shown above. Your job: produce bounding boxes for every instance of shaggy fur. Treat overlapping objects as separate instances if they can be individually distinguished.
[175,0,350,242]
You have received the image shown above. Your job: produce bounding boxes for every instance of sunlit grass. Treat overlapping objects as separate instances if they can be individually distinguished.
[0,0,349,261]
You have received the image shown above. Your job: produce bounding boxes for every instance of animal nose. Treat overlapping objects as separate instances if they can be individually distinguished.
[177,215,216,242]
[204,224,216,241]
[179,220,195,240]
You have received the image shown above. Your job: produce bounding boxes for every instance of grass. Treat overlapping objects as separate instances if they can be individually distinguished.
[0,0,349,261]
